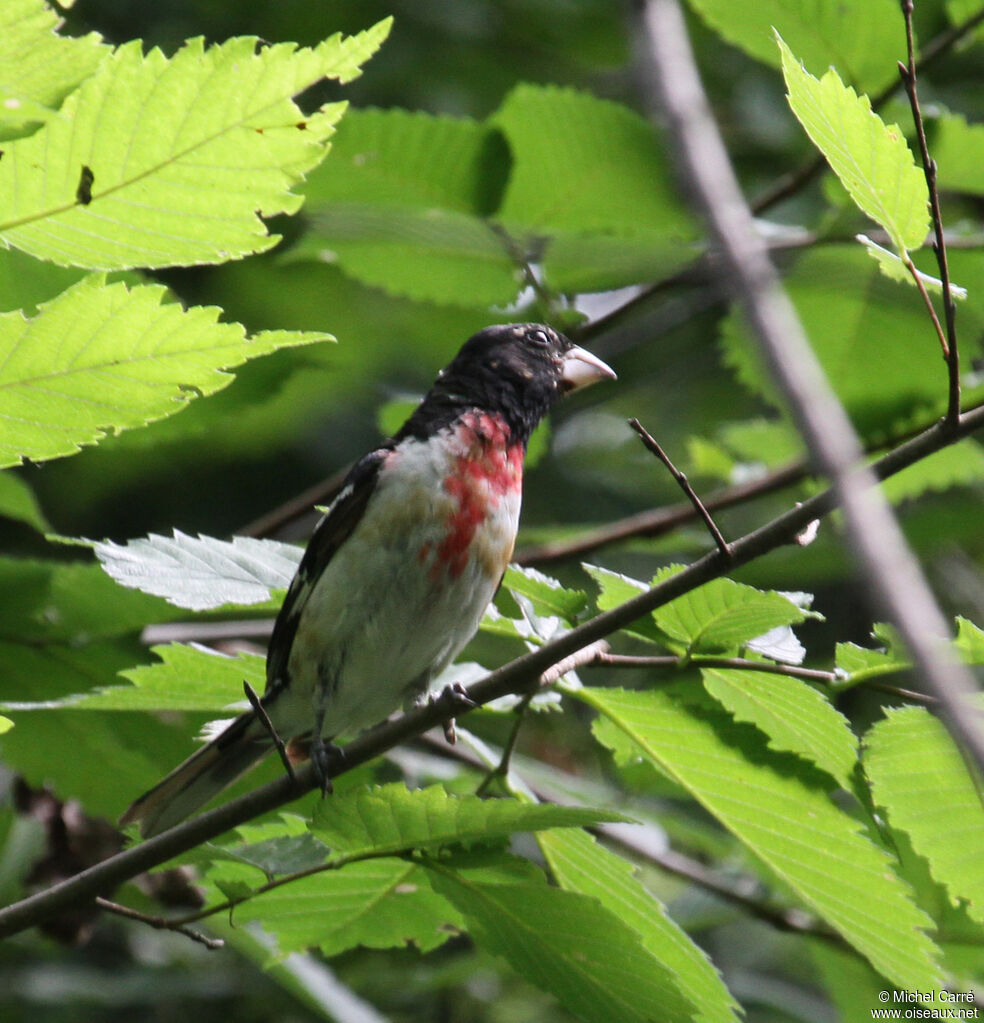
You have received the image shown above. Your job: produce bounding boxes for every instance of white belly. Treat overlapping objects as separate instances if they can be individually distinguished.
[270,426,521,741]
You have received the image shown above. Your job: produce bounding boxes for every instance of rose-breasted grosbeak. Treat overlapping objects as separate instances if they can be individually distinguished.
[121,324,615,837]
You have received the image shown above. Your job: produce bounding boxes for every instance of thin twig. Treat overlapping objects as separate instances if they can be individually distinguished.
[628,417,731,557]
[644,0,984,773]
[243,681,297,784]
[591,652,939,705]
[898,0,961,430]
[594,652,836,683]
[94,897,225,949]
[475,691,535,796]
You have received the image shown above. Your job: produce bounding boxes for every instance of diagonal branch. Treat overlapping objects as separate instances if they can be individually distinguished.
[642,0,984,772]
[3,394,984,938]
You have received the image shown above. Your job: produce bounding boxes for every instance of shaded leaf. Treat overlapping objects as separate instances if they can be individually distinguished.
[581,686,941,989]
[93,530,300,610]
[427,867,694,1023]
[539,827,739,1023]
[866,706,984,924]
[700,667,857,788]
[502,565,588,623]
[310,783,627,857]
[64,643,266,712]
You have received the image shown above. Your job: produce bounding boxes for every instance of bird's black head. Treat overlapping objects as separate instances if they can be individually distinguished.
[395,323,616,446]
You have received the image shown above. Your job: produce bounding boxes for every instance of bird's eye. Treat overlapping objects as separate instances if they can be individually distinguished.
[529,329,551,348]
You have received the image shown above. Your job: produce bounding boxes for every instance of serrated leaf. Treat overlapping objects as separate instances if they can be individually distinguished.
[0,0,108,140]
[203,847,539,959]
[688,0,903,91]
[538,827,739,1023]
[224,833,330,879]
[496,84,693,238]
[866,706,984,924]
[653,568,809,654]
[64,643,266,711]
[777,35,928,254]
[581,563,665,644]
[880,440,984,504]
[298,204,519,306]
[93,530,301,610]
[502,565,588,623]
[0,22,391,268]
[700,667,857,788]
[427,868,695,1023]
[311,783,627,857]
[0,275,327,467]
[954,616,984,663]
[0,472,49,531]
[580,686,942,989]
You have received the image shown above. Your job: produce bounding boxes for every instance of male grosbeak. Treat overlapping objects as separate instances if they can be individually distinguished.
[121,324,615,837]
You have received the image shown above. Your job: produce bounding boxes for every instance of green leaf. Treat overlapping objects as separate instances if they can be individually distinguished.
[0,472,49,531]
[93,530,301,610]
[934,110,984,197]
[426,867,695,1023]
[203,847,540,959]
[0,275,327,468]
[700,667,857,788]
[720,247,980,437]
[688,0,903,91]
[581,687,942,989]
[652,568,810,654]
[297,204,519,306]
[866,706,984,924]
[311,783,627,857]
[501,565,588,623]
[777,34,928,254]
[0,716,12,735]
[954,616,984,663]
[538,827,740,1023]
[0,0,108,141]
[581,563,665,644]
[66,643,266,712]
[296,107,518,305]
[0,22,391,268]
[880,440,984,504]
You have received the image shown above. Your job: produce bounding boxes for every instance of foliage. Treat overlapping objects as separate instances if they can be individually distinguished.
[2,2,984,1023]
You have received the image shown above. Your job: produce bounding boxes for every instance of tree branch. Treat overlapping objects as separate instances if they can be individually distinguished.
[898,0,961,430]
[643,0,984,772]
[4,395,984,938]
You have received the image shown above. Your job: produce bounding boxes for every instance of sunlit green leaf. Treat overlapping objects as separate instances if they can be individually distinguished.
[0,276,327,467]
[778,35,928,254]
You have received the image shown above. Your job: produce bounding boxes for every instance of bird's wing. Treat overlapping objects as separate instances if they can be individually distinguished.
[265,447,390,695]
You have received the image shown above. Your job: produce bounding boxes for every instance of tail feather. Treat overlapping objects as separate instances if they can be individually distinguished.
[120,711,271,838]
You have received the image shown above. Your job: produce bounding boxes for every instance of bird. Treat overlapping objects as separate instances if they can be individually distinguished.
[120,323,616,837]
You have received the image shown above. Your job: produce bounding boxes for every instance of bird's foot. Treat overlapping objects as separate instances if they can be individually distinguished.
[311,735,344,796]
[432,682,477,745]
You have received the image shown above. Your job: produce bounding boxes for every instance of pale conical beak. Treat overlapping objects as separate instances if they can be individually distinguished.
[560,345,617,392]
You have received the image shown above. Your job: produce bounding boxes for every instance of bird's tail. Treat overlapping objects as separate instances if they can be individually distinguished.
[120,711,271,838]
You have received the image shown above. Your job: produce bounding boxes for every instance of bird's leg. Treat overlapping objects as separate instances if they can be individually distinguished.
[310,707,343,796]
[243,680,297,784]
